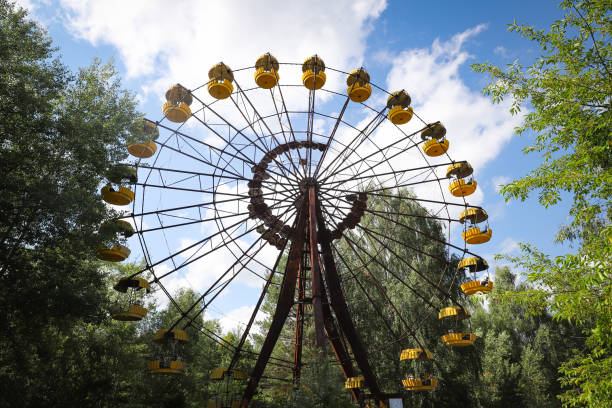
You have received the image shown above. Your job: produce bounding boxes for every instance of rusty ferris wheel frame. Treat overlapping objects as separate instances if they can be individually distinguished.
[121,59,485,406]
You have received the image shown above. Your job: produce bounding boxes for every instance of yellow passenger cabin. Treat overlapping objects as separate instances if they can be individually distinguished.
[346,68,372,102]
[386,90,413,125]
[302,55,326,90]
[96,219,134,262]
[460,207,492,244]
[254,53,279,89]
[148,329,189,374]
[421,122,448,156]
[457,256,494,295]
[208,62,234,99]
[162,84,193,123]
[110,277,151,321]
[128,118,160,157]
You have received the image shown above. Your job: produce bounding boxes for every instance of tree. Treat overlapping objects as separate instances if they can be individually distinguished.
[471,266,583,408]
[472,1,611,406]
[0,0,138,325]
[0,2,141,406]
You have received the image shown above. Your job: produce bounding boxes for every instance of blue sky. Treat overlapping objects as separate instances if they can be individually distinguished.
[18,0,572,332]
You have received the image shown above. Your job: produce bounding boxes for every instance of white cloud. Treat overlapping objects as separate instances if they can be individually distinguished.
[493,45,509,58]
[59,0,387,100]
[499,237,519,254]
[384,24,521,174]
[492,175,511,193]
[13,0,36,11]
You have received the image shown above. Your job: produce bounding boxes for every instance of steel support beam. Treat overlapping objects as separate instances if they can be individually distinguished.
[320,278,359,401]
[309,187,327,350]
[293,260,305,384]
[315,201,383,400]
[241,204,308,405]
[240,188,383,406]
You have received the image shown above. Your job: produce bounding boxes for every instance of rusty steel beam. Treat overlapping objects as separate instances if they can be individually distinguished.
[293,259,306,384]
[241,204,308,405]
[319,275,359,402]
[309,187,327,350]
[315,200,383,400]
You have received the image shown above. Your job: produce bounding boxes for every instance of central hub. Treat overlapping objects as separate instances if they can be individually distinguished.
[298,177,318,194]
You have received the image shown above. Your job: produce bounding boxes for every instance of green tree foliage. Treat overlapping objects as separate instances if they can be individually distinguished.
[472,1,611,406]
[471,267,583,408]
[0,0,137,331]
[0,2,140,405]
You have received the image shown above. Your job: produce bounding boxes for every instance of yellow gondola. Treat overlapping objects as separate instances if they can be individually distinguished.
[400,347,436,391]
[402,376,438,391]
[162,84,193,123]
[400,348,433,361]
[208,367,247,408]
[128,119,160,157]
[457,256,494,295]
[99,219,134,237]
[462,227,492,244]
[209,367,248,381]
[96,244,130,262]
[421,122,448,156]
[441,332,477,347]
[101,184,135,206]
[446,160,477,196]
[449,178,477,197]
[438,305,470,320]
[106,165,138,185]
[446,161,473,179]
[460,207,492,244]
[345,376,365,389]
[461,279,494,295]
[346,68,372,102]
[302,55,326,90]
[386,90,413,125]
[148,329,189,374]
[208,62,234,99]
[147,360,186,375]
[96,219,134,262]
[457,256,488,272]
[254,53,279,89]
[111,277,151,321]
[439,305,476,347]
[459,208,488,224]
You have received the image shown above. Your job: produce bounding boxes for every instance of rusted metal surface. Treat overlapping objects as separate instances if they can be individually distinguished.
[241,204,308,405]
[315,200,383,400]
[320,277,359,401]
[309,187,327,350]
[241,189,384,406]
[293,258,305,384]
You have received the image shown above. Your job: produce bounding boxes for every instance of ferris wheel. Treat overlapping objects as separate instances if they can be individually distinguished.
[96,53,494,407]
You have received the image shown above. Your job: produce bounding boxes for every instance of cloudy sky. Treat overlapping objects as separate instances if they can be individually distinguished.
[17,0,570,334]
